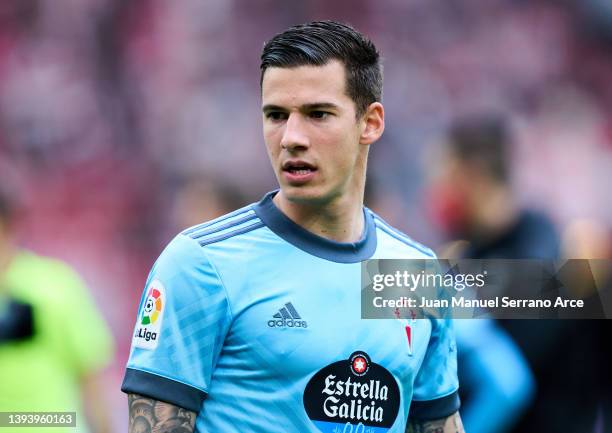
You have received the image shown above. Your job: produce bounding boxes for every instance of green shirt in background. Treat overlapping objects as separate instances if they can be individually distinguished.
[0,251,114,433]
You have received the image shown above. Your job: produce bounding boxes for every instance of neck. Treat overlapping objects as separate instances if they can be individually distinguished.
[273,190,365,243]
[469,184,519,241]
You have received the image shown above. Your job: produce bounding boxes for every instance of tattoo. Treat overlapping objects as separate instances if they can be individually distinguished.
[128,393,196,433]
[453,412,464,433]
[406,418,445,433]
[406,412,465,433]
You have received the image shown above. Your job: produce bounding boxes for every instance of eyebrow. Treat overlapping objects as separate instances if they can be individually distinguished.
[262,102,340,113]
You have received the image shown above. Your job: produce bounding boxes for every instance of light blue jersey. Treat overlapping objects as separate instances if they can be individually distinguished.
[122,191,459,432]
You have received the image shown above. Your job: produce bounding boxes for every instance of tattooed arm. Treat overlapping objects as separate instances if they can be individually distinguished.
[128,393,197,433]
[406,412,465,433]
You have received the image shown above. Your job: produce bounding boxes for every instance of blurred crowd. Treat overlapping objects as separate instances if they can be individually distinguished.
[1,0,612,431]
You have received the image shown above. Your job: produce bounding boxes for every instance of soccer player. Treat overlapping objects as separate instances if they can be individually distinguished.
[122,21,463,433]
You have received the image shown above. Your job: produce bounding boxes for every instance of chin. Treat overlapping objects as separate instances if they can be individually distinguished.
[281,185,318,202]
[280,184,336,205]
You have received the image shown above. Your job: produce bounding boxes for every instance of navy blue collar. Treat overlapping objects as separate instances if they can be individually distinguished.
[253,191,377,263]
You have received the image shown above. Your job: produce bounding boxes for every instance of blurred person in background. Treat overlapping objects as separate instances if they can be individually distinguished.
[429,114,560,260]
[425,114,538,433]
[428,113,609,433]
[0,185,114,433]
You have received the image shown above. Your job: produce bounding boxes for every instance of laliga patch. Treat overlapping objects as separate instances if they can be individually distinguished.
[133,279,165,350]
[303,351,400,433]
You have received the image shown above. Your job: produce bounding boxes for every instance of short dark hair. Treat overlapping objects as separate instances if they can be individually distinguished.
[260,20,382,118]
[447,114,511,183]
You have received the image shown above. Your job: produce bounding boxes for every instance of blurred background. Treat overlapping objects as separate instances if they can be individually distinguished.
[1,0,612,431]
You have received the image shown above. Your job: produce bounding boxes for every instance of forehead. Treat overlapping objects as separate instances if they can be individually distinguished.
[261,60,351,108]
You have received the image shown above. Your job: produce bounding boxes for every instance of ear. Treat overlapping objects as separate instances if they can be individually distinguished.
[359,102,385,145]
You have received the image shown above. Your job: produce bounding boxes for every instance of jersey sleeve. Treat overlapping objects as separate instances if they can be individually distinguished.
[121,234,232,413]
[409,318,460,420]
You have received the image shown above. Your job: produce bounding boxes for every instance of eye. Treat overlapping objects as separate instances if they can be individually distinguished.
[265,111,288,121]
[310,111,330,119]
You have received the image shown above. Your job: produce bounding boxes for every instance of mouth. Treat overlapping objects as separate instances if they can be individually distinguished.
[282,160,317,174]
[281,160,318,184]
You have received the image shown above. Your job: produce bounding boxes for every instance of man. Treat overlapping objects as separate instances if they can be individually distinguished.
[0,185,114,433]
[122,21,463,433]
[429,114,603,433]
[429,114,560,260]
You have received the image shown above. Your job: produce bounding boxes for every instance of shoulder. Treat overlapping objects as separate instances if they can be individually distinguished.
[153,204,267,275]
[7,251,95,315]
[367,209,436,258]
[180,204,265,248]
[519,210,558,238]
[10,250,84,287]
[515,210,560,259]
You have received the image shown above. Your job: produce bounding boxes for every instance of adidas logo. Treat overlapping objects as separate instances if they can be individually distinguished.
[268,302,308,328]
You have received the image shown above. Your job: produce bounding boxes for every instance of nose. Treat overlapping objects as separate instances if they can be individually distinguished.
[280,113,309,151]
